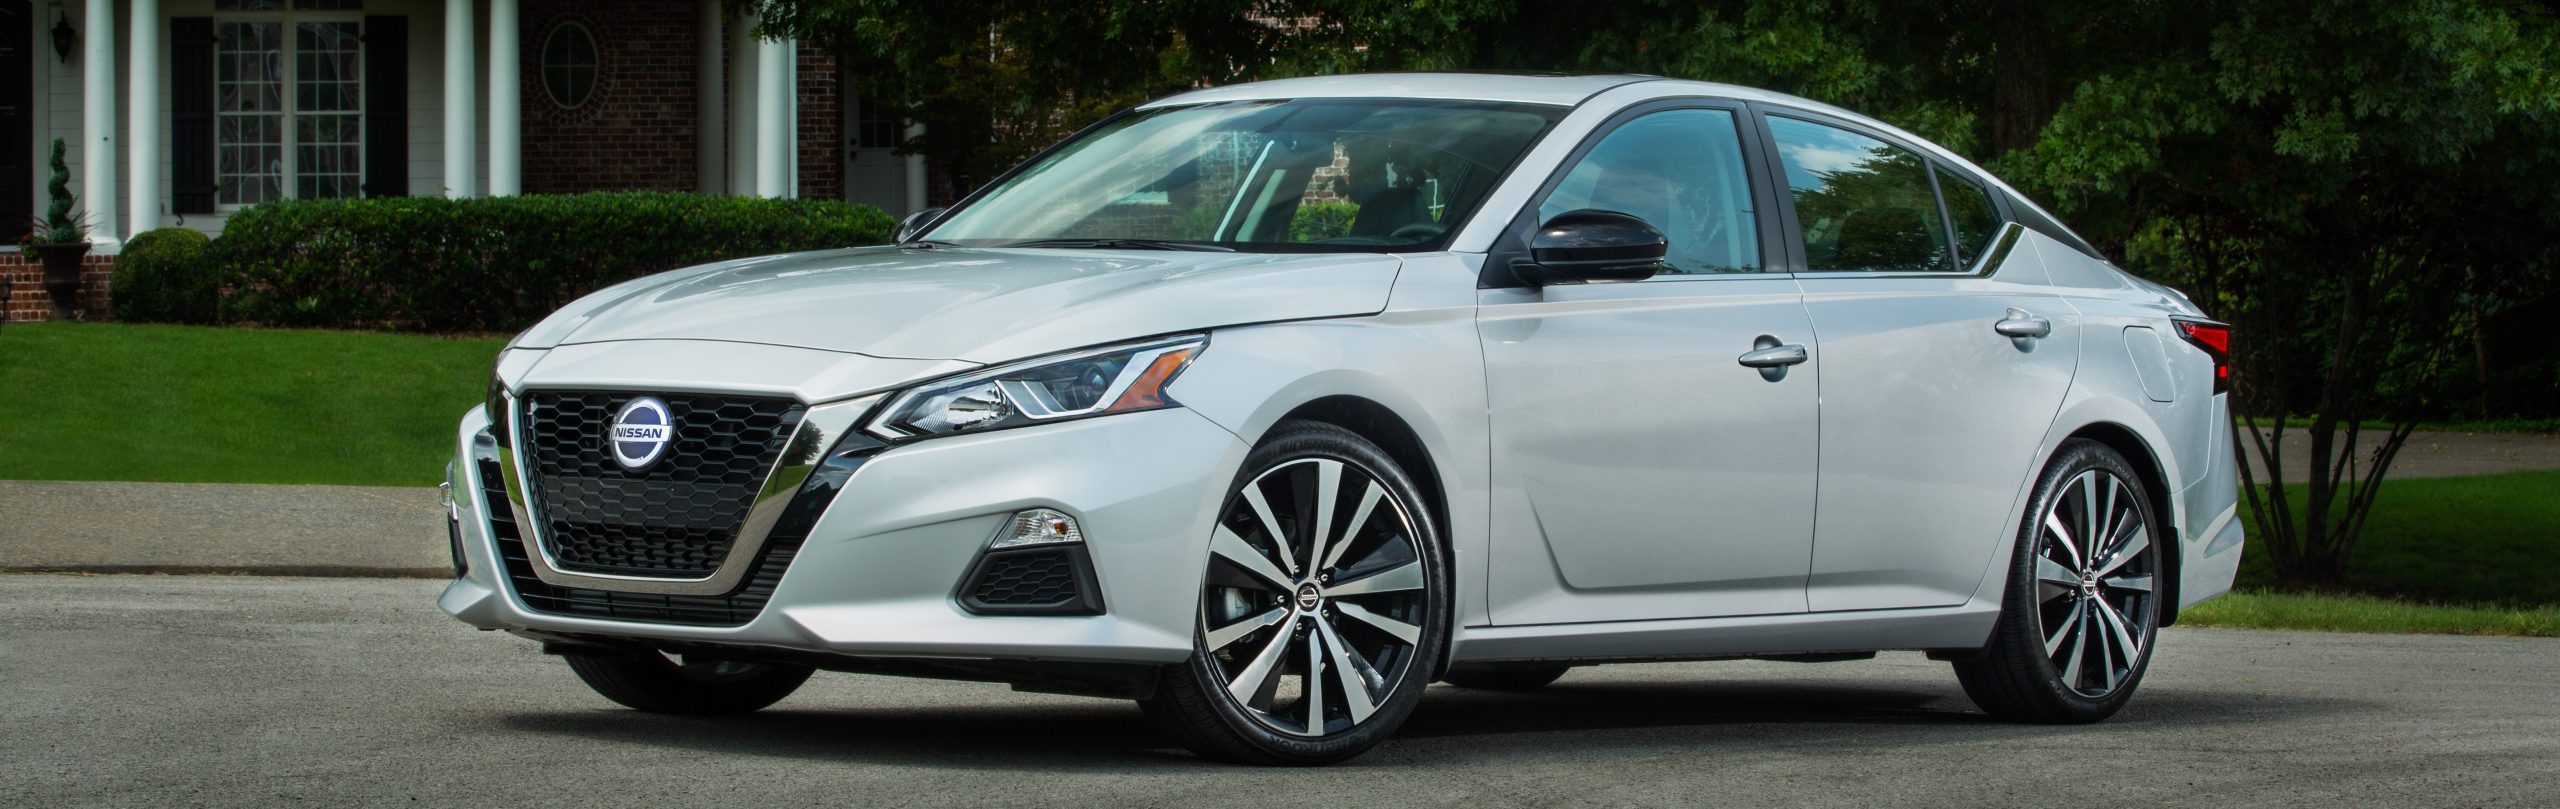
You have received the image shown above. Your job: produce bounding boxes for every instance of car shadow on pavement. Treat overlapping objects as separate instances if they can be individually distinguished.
[493,676,2360,770]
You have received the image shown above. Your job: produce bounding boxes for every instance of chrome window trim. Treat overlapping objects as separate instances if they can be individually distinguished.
[492,392,880,596]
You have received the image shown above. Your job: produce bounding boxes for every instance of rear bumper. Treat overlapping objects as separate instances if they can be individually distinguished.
[440,403,1250,665]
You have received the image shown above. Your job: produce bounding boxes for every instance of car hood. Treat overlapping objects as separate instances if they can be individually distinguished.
[515,246,1403,363]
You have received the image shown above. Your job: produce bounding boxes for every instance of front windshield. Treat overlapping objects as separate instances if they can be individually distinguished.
[921,98,1565,252]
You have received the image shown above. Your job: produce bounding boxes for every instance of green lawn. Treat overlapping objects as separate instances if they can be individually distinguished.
[2231,469,2560,606]
[0,322,503,486]
[2182,591,2559,638]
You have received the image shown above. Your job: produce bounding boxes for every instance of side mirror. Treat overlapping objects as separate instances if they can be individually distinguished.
[1511,209,1666,286]
[896,207,948,243]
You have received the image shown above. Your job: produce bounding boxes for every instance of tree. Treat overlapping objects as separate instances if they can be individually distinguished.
[746,0,2560,587]
[1997,0,2560,585]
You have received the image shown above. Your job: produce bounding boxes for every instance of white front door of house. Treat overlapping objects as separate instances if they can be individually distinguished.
[843,88,910,215]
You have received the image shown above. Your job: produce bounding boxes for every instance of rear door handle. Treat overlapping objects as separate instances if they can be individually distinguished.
[1737,341,1809,368]
[1994,309,2052,339]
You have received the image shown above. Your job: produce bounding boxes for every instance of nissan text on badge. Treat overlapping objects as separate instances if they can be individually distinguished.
[442,73,2244,765]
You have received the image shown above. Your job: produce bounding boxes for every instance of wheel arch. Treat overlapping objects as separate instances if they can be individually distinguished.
[2058,420,2184,625]
[1272,395,1451,548]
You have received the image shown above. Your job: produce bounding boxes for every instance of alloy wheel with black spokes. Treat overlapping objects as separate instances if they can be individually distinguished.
[1955,438,2164,723]
[1144,420,1448,765]
[2033,467,2159,698]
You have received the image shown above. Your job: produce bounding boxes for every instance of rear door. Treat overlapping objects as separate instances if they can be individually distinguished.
[1481,101,1822,625]
[1755,109,2082,612]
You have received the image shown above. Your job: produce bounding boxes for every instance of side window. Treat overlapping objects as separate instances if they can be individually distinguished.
[1766,116,1954,272]
[1538,109,1761,274]
[1936,166,2003,265]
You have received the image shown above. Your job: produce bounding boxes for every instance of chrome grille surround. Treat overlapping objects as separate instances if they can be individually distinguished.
[493,391,880,597]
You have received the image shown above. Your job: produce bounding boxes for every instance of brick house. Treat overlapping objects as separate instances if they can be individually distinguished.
[3,0,928,320]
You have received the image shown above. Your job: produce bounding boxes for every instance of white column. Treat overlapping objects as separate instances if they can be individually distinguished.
[82,0,119,242]
[752,36,789,198]
[128,0,162,233]
[725,13,755,195]
[695,0,725,194]
[487,0,520,196]
[785,42,798,199]
[903,123,927,213]
[442,0,477,198]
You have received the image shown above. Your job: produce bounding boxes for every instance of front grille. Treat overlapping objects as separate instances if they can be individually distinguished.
[480,458,801,626]
[518,393,803,577]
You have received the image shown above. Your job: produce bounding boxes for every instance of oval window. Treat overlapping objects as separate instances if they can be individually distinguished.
[540,23,599,109]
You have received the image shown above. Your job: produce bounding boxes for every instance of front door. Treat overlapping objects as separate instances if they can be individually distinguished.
[842,87,909,215]
[1755,111,2082,612]
[1482,104,1820,626]
[1,0,32,235]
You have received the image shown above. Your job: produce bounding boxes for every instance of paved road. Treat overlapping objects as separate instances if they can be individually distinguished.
[4,575,2554,807]
[2241,428,2560,483]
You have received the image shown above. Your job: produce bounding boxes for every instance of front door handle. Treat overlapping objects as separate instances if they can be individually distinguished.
[1994,308,2052,339]
[1737,340,1809,368]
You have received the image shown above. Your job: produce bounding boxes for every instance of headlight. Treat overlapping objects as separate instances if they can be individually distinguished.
[866,335,1206,441]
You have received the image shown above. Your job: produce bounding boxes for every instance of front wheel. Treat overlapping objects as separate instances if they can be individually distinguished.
[1143,421,1450,765]
[1954,439,2164,723]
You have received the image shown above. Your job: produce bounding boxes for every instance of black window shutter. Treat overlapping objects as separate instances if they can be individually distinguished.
[362,15,408,197]
[170,18,216,214]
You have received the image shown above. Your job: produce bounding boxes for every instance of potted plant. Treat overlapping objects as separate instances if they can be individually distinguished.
[19,138,94,320]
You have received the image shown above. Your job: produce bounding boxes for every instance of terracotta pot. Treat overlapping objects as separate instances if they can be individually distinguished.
[31,241,91,321]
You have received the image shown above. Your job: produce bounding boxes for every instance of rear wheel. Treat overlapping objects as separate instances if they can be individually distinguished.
[1441,665,1570,692]
[564,651,814,716]
[1143,421,1449,765]
[1954,439,2163,723]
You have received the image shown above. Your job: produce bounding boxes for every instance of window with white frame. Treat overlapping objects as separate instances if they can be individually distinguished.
[215,1,364,206]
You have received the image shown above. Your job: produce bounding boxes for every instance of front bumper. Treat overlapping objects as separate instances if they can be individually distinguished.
[439,402,1250,665]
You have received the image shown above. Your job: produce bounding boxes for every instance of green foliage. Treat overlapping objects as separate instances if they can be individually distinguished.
[111,228,219,325]
[214,192,895,332]
[20,138,89,249]
[1287,201,1360,242]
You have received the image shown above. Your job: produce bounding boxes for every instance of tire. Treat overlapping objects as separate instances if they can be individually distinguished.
[1954,438,2165,723]
[1142,420,1452,765]
[563,651,814,716]
[1441,665,1570,692]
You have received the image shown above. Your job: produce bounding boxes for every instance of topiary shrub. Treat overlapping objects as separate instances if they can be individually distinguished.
[213,191,897,332]
[111,227,220,324]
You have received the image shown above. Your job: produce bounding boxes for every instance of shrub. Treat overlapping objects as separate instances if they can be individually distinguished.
[214,192,896,332]
[1288,201,1361,242]
[111,227,220,324]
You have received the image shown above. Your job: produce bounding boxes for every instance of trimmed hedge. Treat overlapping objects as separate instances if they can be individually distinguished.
[214,192,896,332]
[111,227,221,324]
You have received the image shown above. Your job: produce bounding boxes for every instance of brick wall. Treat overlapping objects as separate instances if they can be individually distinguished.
[517,0,843,200]
[520,0,702,194]
[797,46,842,202]
[0,252,115,322]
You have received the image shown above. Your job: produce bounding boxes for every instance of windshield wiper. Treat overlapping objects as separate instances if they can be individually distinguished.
[998,238,1235,252]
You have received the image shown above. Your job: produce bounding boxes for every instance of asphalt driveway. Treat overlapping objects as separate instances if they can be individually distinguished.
[2,574,2552,807]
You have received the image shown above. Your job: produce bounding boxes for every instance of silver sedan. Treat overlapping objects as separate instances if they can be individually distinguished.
[442,73,2243,765]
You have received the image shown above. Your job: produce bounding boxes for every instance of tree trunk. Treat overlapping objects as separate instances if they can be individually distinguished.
[1991,0,2054,155]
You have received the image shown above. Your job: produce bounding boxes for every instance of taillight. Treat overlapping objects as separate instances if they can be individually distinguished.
[2174,319,2231,394]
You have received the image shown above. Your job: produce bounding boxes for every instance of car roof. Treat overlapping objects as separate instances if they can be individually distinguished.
[1143,73,2106,261]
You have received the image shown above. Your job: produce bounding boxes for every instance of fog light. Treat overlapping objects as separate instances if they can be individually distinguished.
[993,508,1084,548]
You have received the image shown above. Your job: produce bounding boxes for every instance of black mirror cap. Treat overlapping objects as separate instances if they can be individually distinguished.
[896,207,949,243]
[1516,209,1666,285]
